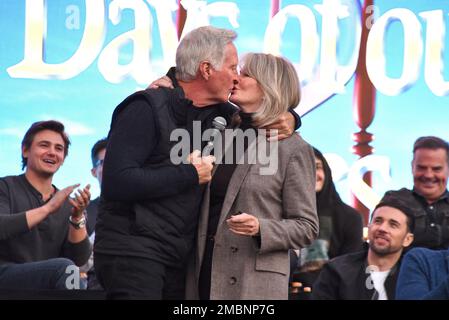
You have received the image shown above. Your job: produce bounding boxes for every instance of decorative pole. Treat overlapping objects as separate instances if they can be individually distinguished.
[352,0,376,225]
[177,0,187,40]
[270,0,280,17]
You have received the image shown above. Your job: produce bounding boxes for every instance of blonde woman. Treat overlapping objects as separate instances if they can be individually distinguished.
[188,53,318,300]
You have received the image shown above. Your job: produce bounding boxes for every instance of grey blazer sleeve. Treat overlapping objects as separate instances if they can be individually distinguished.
[258,141,318,253]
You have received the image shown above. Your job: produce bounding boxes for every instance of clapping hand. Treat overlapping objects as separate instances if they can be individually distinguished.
[68,184,91,217]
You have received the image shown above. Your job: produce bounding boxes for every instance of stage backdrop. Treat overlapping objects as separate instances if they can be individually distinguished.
[1,0,448,222]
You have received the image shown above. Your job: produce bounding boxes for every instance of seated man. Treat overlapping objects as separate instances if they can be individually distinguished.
[381,136,449,249]
[312,199,414,300]
[396,246,449,299]
[0,120,92,290]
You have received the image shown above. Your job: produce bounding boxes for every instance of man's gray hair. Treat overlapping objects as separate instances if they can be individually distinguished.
[176,26,237,81]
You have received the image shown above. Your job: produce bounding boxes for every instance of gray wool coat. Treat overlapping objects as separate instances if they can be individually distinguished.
[186,132,318,300]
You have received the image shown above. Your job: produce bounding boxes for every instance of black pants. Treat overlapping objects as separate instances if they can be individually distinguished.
[94,252,185,300]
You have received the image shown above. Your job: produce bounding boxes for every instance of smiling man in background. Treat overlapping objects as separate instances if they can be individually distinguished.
[0,120,91,291]
[381,136,449,249]
[312,199,414,300]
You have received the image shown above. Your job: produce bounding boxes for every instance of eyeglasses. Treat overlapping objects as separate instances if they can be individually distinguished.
[94,159,104,168]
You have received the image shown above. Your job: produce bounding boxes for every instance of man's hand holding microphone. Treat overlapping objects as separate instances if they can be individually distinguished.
[187,150,215,185]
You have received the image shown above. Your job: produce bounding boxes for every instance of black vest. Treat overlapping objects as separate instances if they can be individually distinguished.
[95,88,212,266]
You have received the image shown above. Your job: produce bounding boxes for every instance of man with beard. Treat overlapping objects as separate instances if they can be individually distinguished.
[312,199,414,300]
[381,136,449,249]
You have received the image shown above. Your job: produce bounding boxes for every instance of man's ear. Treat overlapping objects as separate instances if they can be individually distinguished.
[91,167,97,179]
[403,232,414,248]
[199,61,211,80]
[22,146,28,160]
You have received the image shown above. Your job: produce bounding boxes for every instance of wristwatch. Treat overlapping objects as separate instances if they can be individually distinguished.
[69,214,87,229]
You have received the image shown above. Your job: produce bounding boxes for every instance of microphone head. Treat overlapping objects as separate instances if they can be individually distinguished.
[212,116,227,131]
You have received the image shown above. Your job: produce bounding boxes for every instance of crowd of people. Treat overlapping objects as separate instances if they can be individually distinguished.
[1,26,448,300]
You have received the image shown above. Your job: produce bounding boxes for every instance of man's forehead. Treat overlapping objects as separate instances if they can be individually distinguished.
[33,130,65,145]
[414,148,447,159]
[96,148,106,158]
[372,206,406,223]
[223,43,238,62]
[413,149,449,171]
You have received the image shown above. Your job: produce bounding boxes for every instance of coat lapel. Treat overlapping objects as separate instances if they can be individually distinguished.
[217,136,258,226]
[217,163,252,226]
[196,182,211,274]
[197,131,259,270]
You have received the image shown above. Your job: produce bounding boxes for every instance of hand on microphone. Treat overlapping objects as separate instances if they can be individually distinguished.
[187,150,215,185]
[202,116,227,156]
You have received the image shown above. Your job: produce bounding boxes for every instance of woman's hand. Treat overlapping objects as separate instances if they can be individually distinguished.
[226,212,260,236]
[147,76,174,89]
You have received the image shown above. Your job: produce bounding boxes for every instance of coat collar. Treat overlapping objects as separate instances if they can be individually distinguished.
[216,135,259,226]
[217,163,252,227]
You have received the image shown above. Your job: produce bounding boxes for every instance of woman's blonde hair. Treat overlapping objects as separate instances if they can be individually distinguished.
[240,53,301,128]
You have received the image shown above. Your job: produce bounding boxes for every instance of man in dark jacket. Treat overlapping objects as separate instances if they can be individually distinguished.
[312,199,414,300]
[0,120,92,291]
[94,26,300,300]
[381,136,449,249]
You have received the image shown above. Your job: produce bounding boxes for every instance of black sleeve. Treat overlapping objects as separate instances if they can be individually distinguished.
[101,97,198,202]
[340,205,365,255]
[62,236,92,267]
[289,108,302,130]
[311,263,341,300]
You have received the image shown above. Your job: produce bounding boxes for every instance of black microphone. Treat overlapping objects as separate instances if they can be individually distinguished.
[203,116,227,156]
